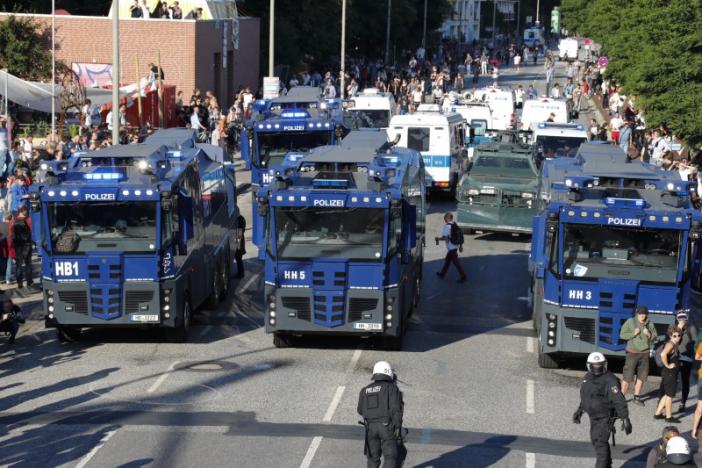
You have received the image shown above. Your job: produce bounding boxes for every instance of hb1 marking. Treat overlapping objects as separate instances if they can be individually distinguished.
[55,261,79,276]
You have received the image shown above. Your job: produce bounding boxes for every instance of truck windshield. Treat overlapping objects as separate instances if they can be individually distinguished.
[563,224,681,284]
[47,201,157,253]
[343,110,390,129]
[473,156,534,174]
[536,136,587,158]
[274,207,384,261]
[256,131,331,168]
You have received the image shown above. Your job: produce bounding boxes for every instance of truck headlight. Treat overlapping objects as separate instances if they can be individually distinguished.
[522,192,534,199]
[468,189,480,195]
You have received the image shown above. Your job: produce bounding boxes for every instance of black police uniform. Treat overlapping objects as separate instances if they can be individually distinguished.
[357,373,404,468]
[574,371,630,468]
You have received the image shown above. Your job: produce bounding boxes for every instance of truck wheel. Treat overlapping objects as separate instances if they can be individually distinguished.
[273,333,292,348]
[57,325,82,343]
[165,300,191,343]
[410,277,420,317]
[206,266,222,309]
[219,253,230,301]
[538,346,559,369]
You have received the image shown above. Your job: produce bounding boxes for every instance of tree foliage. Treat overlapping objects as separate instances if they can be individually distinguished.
[561,0,702,145]
[0,15,53,80]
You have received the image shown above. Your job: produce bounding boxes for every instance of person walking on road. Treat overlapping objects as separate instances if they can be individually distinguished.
[435,213,466,283]
[620,305,658,406]
[234,214,246,278]
[357,361,405,468]
[654,327,682,423]
[573,352,632,468]
[674,311,697,413]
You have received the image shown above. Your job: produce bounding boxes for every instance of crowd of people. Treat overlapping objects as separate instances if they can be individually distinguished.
[129,0,202,20]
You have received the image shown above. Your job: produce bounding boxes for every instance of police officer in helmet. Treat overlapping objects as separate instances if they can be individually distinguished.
[357,361,404,468]
[573,352,632,468]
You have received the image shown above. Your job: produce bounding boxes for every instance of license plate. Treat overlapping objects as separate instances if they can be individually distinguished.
[353,322,382,331]
[130,314,159,323]
[480,187,495,194]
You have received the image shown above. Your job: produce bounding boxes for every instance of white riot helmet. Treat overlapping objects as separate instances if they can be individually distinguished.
[666,436,692,464]
[586,352,607,376]
[372,361,393,379]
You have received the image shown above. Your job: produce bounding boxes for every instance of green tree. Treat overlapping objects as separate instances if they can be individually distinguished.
[561,0,702,145]
[0,15,53,80]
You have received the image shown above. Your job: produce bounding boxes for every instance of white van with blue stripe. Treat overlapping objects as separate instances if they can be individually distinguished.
[388,105,467,193]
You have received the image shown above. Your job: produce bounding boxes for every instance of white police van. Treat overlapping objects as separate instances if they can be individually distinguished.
[533,122,589,158]
[389,104,467,193]
[472,87,516,131]
[520,98,568,133]
[343,88,396,131]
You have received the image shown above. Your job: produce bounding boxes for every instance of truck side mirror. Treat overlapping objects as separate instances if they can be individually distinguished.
[401,202,417,264]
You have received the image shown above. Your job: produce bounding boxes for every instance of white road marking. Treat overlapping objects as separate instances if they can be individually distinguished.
[299,436,323,468]
[526,336,535,354]
[526,452,535,468]
[74,429,118,468]
[198,325,213,337]
[348,347,363,372]
[238,272,260,293]
[526,379,535,414]
[323,386,346,422]
[147,361,180,394]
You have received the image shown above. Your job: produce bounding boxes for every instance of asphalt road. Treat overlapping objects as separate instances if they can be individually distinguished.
[1,60,699,468]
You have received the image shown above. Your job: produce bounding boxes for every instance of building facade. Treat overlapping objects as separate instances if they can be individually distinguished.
[440,0,481,44]
[0,13,260,108]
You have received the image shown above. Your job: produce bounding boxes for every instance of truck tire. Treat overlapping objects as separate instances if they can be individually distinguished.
[165,299,191,343]
[273,333,292,348]
[220,250,230,301]
[205,264,222,309]
[538,346,559,369]
[56,325,82,343]
[410,276,421,317]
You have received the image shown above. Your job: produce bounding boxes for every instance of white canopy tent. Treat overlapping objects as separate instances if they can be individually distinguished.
[0,70,127,114]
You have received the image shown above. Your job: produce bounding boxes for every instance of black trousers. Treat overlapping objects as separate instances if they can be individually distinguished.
[366,422,398,468]
[234,249,244,277]
[14,245,32,286]
[590,417,612,468]
[681,360,693,406]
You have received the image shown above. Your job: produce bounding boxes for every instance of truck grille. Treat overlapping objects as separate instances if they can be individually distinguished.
[501,193,531,208]
[312,270,347,288]
[313,293,345,327]
[282,297,311,321]
[564,317,596,344]
[58,291,89,314]
[125,291,154,314]
[348,298,378,322]
[468,194,497,206]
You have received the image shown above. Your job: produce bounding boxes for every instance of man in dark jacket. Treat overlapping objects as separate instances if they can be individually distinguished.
[357,361,404,468]
[573,352,632,468]
[0,298,24,345]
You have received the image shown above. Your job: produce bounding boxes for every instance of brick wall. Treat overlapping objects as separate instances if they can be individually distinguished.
[0,13,260,108]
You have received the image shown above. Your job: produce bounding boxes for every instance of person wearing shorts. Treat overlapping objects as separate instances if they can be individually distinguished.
[619,306,658,406]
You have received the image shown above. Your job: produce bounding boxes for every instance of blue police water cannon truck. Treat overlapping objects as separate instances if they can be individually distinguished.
[31,128,239,342]
[530,143,702,368]
[241,86,346,256]
[254,131,425,349]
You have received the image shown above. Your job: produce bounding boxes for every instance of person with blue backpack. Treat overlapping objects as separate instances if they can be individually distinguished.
[435,213,467,284]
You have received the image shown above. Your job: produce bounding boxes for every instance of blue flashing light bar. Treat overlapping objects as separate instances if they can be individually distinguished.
[313,179,349,188]
[281,111,310,119]
[605,197,645,208]
[167,150,183,159]
[83,172,123,181]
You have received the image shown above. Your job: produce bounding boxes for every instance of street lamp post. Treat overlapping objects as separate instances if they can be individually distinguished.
[3,69,7,124]
[385,0,391,65]
[422,0,427,50]
[112,0,120,143]
[340,0,346,99]
[51,0,56,138]
[269,0,275,76]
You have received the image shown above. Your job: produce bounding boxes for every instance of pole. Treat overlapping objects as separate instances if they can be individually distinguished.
[340,0,346,99]
[136,56,142,129]
[112,0,120,144]
[491,0,496,47]
[268,0,275,76]
[422,0,427,50]
[3,69,8,124]
[51,0,56,139]
[157,50,164,128]
[385,0,391,64]
[536,0,540,24]
[516,0,521,43]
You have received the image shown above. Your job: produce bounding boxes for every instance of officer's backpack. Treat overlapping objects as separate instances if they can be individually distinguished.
[449,222,464,246]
